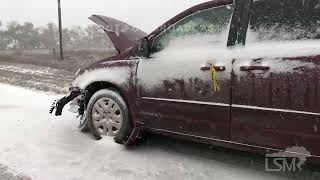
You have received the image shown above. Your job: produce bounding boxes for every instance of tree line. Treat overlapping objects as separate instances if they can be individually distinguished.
[0,21,112,50]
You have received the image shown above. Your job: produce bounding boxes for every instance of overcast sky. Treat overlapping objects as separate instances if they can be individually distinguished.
[1,0,208,33]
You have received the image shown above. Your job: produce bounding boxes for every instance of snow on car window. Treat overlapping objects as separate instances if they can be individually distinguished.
[247,0,320,42]
[151,4,235,53]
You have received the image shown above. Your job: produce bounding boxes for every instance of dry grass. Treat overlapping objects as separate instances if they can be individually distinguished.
[0,49,116,93]
[0,49,116,73]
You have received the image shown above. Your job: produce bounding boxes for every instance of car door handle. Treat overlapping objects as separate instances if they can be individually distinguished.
[200,64,226,71]
[240,66,270,71]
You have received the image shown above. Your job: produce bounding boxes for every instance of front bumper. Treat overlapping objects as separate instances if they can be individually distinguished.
[49,87,86,116]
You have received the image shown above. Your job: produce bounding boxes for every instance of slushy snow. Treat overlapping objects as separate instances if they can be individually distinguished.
[1,83,318,180]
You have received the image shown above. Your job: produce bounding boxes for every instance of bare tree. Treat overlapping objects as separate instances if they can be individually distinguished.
[19,22,40,49]
[0,21,113,50]
[38,23,58,49]
[85,25,109,48]
[5,21,21,48]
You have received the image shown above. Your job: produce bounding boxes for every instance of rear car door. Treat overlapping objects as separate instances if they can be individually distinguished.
[137,1,239,140]
[231,0,320,156]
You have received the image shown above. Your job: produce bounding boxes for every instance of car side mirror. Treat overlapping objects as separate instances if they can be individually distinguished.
[137,37,150,58]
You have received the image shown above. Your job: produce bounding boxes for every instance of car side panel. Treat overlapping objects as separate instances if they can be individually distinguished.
[231,55,320,156]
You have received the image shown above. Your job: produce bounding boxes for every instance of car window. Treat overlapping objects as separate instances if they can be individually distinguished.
[246,0,320,42]
[151,4,235,54]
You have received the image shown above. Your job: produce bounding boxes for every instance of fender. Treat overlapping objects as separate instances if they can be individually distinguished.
[51,59,140,115]
[50,59,143,143]
[74,60,140,116]
[73,60,138,89]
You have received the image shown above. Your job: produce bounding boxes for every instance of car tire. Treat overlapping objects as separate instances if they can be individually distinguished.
[86,89,132,144]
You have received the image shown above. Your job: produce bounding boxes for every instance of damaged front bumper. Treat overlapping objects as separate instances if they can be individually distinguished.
[49,87,87,116]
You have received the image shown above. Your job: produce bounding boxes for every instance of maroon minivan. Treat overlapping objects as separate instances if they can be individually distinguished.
[50,0,320,164]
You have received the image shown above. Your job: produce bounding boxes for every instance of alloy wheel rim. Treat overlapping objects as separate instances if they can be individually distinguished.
[92,97,123,136]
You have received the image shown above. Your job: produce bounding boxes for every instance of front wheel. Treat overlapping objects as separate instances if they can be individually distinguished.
[86,89,132,144]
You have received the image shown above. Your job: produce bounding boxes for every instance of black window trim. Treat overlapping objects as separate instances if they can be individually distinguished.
[236,0,253,46]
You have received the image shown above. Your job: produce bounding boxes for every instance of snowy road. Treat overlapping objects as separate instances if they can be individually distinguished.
[0,61,73,93]
[0,83,320,180]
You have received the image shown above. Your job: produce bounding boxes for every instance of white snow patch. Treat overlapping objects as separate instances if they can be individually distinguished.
[233,40,320,60]
[139,47,219,87]
[0,63,71,77]
[72,67,130,89]
[138,37,320,90]
[0,83,303,180]
[266,146,311,170]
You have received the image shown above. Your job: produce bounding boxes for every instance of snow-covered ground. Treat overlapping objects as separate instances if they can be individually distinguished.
[0,83,319,180]
[0,62,73,93]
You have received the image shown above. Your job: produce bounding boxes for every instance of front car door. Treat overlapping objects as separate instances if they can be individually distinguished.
[137,0,239,140]
[231,0,320,156]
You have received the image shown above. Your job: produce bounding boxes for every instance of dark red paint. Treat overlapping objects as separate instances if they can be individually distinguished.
[71,0,320,164]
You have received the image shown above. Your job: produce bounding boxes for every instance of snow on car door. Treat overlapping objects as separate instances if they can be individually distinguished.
[231,0,320,156]
[137,3,237,140]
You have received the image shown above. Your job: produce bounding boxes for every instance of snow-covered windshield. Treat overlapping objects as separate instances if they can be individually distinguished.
[247,0,320,42]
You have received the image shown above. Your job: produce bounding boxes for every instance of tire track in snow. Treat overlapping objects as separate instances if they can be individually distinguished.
[0,62,74,93]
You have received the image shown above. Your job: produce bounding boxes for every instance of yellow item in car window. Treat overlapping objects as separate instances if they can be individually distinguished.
[210,65,221,92]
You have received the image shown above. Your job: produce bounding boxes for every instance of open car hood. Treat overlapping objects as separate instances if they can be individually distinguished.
[89,15,148,53]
